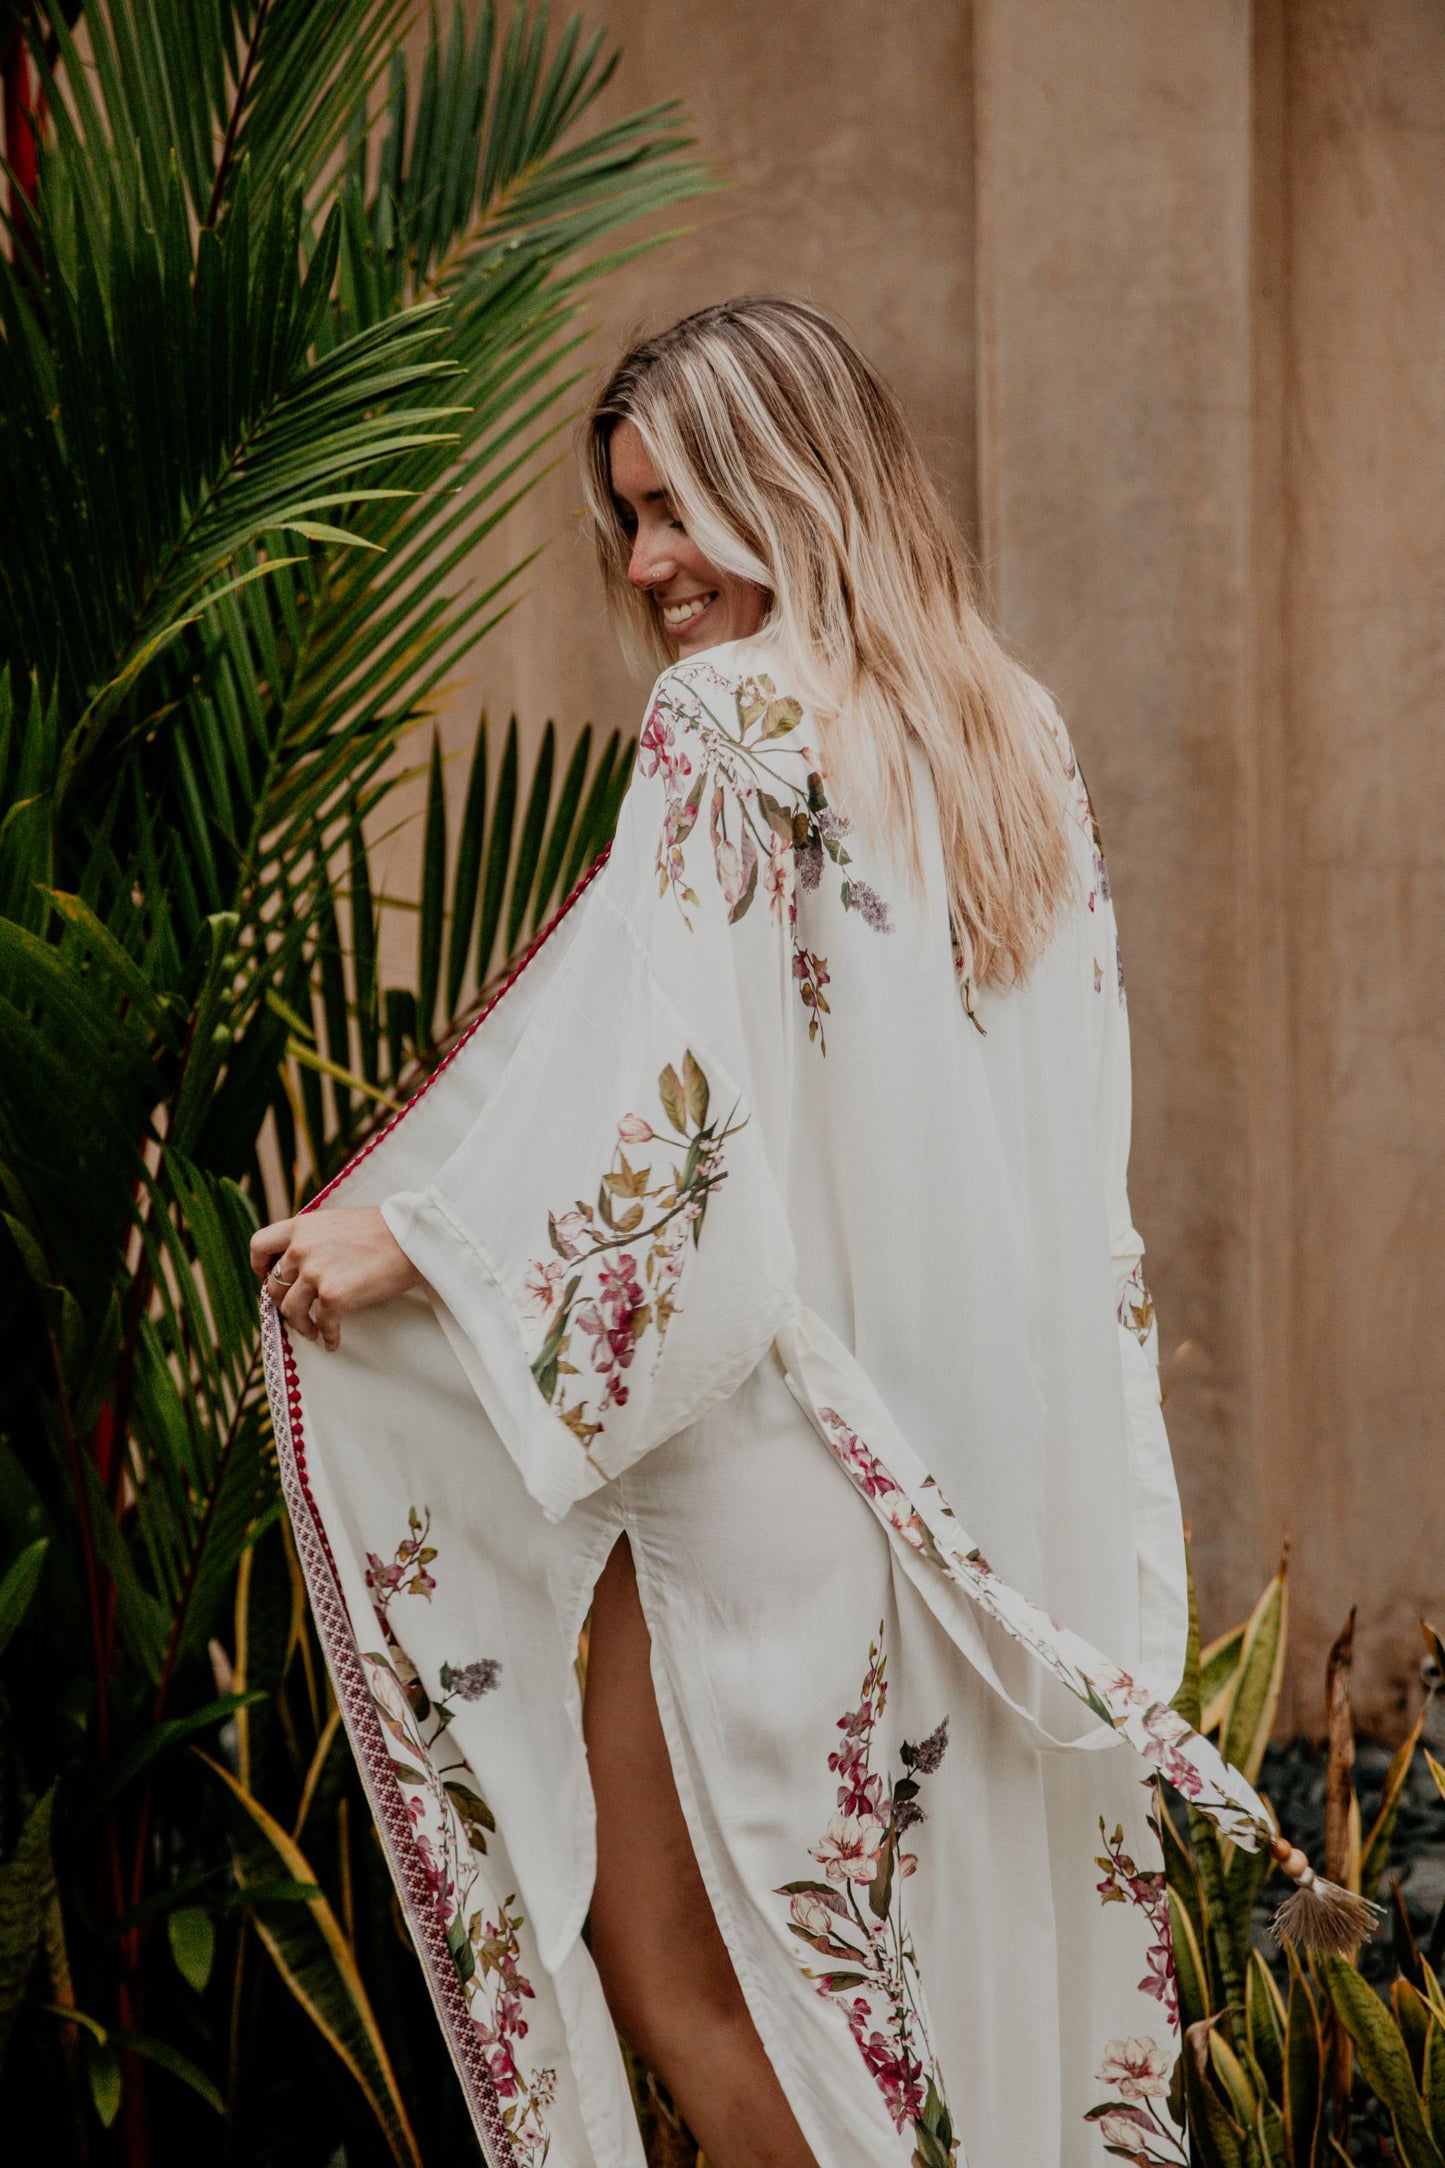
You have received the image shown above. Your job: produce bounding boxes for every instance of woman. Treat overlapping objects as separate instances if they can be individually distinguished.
[251,300,1349,2168]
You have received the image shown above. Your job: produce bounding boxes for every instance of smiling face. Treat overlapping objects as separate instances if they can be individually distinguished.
[607,418,769,659]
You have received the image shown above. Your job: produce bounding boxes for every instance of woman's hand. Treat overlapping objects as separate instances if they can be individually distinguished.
[249,1207,424,1351]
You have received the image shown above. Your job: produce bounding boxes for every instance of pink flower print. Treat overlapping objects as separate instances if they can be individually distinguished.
[550,1207,588,1260]
[882,1493,928,1548]
[575,1301,635,1408]
[365,1507,438,1618]
[598,1253,643,1313]
[713,838,740,903]
[1098,2106,1154,2153]
[365,1552,403,1600]
[413,1832,450,1927]
[616,1112,654,1145]
[845,1768,889,1823]
[1098,1663,1154,1712]
[1142,1704,1189,1751]
[714,826,757,911]
[827,1734,880,1816]
[819,1408,894,1498]
[1138,1704,1204,1798]
[638,701,689,783]
[1161,1746,1203,1799]
[575,1253,646,1411]
[765,831,795,917]
[1140,1939,1175,2011]
[811,1811,887,1885]
[855,2028,925,2130]
[789,1889,842,1936]
[1097,2037,1174,2101]
[781,1642,951,2154]
[520,1258,565,1323]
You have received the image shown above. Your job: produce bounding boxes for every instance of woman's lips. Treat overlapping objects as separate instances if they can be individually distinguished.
[659,591,717,630]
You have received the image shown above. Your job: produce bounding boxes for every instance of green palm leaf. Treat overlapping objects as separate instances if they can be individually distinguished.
[0,0,695,2145]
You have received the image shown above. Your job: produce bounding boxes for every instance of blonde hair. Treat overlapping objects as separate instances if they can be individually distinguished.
[581,295,1073,992]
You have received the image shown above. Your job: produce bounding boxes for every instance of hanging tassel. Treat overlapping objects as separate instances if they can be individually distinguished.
[1267,1835,1382,1954]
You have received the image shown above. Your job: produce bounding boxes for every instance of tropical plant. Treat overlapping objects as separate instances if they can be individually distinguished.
[1160,1553,1445,2168]
[0,0,700,2157]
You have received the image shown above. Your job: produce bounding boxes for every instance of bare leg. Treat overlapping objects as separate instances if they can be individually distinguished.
[583,1535,818,2168]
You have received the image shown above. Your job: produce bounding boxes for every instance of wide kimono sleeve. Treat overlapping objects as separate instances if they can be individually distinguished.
[1084,813,1190,1692]
[378,657,802,1522]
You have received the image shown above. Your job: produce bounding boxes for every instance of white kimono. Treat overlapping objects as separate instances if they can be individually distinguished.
[262,632,1275,2167]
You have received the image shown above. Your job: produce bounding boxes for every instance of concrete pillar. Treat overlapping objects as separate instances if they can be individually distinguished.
[972,1,1274,1664]
[1280,0,1445,1729]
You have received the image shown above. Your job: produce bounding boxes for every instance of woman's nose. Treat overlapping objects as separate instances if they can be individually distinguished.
[627,528,678,590]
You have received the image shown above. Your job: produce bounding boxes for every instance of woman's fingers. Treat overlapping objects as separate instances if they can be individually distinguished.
[279,1270,321,1341]
[250,1217,298,1278]
[251,1210,408,1349]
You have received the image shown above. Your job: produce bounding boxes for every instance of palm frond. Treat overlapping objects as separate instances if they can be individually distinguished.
[25,0,411,232]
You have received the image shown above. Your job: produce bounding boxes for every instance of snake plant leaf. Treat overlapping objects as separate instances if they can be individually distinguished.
[1320,1956,1445,2168]
[1221,1553,1289,1786]
[1361,1707,1428,1904]
[1208,2023,1262,2131]
[1246,1946,1287,2100]
[1182,2017,1248,2168]
[1199,1622,1248,1733]
[198,1750,422,2168]
[1282,1949,1324,2168]
[1424,2016,1445,2154]
[1187,1796,1246,2010]
[1167,1884,1213,2038]
[1396,1978,1434,2086]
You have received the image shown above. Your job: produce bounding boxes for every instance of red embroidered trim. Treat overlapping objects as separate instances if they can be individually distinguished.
[261,847,612,2166]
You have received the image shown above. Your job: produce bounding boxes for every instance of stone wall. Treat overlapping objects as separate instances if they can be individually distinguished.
[401,0,1445,1735]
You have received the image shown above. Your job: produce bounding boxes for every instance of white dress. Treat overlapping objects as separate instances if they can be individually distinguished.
[262,631,1275,2167]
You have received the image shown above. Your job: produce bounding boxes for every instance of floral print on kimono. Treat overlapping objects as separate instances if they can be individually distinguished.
[1085,1789,1187,2164]
[777,1621,959,2168]
[521,1049,745,1449]
[806,1405,1275,1850]
[639,661,893,1050]
[361,1510,557,2162]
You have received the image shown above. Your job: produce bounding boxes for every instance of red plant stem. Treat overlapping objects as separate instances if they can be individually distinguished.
[2,33,41,210]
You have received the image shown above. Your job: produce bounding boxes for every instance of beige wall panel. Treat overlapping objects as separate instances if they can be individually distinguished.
[1283,0,1445,1728]
[973,4,1270,1641]
[370,0,1445,1732]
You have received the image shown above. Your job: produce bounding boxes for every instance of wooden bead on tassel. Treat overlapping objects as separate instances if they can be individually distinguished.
[1268,1829,1383,1955]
